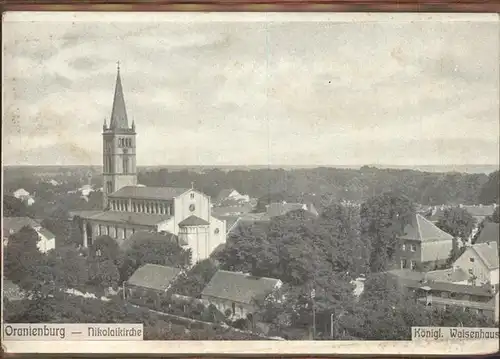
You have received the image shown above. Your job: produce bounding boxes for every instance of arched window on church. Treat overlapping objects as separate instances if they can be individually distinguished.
[155,203,159,214]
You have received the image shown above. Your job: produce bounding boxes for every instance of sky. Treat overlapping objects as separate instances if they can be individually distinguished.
[2,13,499,167]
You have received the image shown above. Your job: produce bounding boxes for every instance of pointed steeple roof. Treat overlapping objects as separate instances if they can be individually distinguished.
[109,62,129,130]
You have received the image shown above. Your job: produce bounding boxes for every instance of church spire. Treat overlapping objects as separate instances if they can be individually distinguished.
[109,61,129,130]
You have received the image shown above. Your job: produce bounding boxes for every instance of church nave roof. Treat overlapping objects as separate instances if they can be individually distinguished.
[88,211,171,226]
[108,186,191,201]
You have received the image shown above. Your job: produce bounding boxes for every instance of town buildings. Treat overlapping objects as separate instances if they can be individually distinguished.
[453,242,499,286]
[396,213,454,271]
[76,66,226,265]
[2,217,55,253]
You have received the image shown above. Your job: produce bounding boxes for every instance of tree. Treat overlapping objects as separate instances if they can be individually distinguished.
[346,273,431,340]
[436,207,476,243]
[316,203,370,276]
[4,226,44,283]
[478,170,499,205]
[360,193,415,273]
[88,259,120,290]
[47,246,89,289]
[41,214,72,248]
[444,236,466,267]
[90,235,122,264]
[171,259,218,297]
[3,195,34,217]
[122,236,192,278]
[488,206,499,223]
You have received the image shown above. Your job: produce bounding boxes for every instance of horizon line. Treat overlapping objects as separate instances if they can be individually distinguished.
[3,163,500,168]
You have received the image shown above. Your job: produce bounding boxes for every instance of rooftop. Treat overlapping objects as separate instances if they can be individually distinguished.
[2,217,41,237]
[3,280,24,301]
[109,186,190,200]
[127,264,182,292]
[462,205,496,218]
[178,215,210,227]
[266,202,318,218]
[475,222,499,245]
[400,213,454,242]
[470,242,499,270]
[201,270,281,305]
[417,296,495,311]
[89,211,171,226]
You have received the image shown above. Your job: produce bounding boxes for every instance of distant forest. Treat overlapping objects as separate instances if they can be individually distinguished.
[3,166,498,216]
[137,167,499,210]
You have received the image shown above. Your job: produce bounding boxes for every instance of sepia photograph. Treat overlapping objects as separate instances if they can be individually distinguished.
[1,11,499,355]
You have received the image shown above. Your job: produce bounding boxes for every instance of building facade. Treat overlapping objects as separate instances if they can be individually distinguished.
[453,242,499,286]
[78,65,226,265]
[395,213,454,271]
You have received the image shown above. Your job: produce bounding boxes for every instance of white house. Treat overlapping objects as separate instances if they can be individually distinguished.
[12,188,35,206]
[215,189,250,205]
[13,188,30,199]
[453,242,499,286]
[3,217,56,253]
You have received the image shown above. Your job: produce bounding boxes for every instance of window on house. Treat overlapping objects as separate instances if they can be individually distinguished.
[469,257,475,263]
[232,302,236,315]
[214,228,220,235]
[190,193,195,199]
[401,259,407,269]
[410,244,417,252]
[402,244,406,251]
[410,260,417,270]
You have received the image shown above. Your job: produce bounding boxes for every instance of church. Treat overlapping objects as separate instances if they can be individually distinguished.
[78,65,226,265]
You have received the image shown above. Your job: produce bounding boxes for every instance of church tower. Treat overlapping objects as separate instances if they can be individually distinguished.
[102,63,137,209]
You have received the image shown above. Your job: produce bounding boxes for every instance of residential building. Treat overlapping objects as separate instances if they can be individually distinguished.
[12,188,35,206]
[215,189,250,205]
[201,270,282,320]
[211,203,254,217]
[475,222,499,245]
[387,268,470,286]
[461,204,497,223]
[396,213,454,271]
[124,264,183,306]
[13,188,30,199]
[426,205,449,224]
[265,202,319,218]
[386,270,498,321]
[75,65,226,265]
[453,242,499,286]
[3,280,24,302]
[2,217,56,253]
